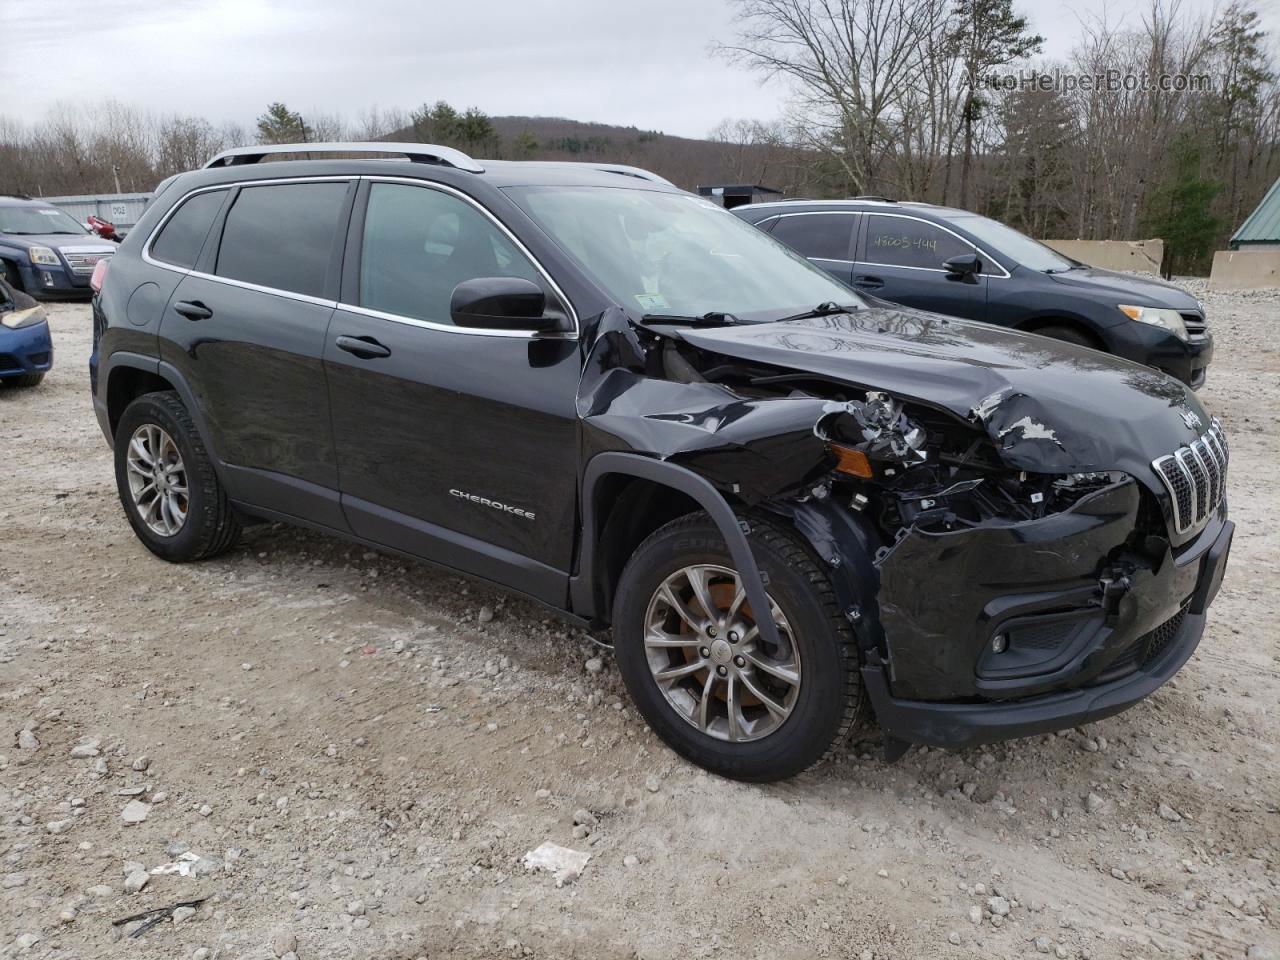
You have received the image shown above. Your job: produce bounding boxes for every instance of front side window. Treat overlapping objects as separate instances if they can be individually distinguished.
[150,190,226,268]
[944,214,1066,272]
[358,182,543,324]
[506,186,863,322]
[770,214,855,261]
[215,182,349,298]
[0,205,87,236]
[864,215,971,270]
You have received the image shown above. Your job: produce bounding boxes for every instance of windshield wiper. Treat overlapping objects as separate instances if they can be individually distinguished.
[640,311,743,326]
[774,301,853,323]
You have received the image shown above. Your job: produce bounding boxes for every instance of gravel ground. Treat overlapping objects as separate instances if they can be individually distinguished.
[1,287,1277,960]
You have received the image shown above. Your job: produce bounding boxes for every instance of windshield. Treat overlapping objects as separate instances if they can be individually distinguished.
[505,186,863,321]
[0,205,88,236]
[945,214,1074,272]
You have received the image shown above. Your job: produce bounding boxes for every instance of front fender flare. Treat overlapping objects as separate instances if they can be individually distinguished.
[573,451,783,651]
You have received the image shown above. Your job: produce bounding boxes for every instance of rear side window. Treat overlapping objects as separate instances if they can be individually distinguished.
[770,214,854,261]
[358,182,543,324]
[864,215,971,270]
[150,190,226,268]
[215,182,348,297]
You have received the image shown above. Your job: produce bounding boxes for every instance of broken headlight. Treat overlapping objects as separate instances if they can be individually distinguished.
[820,392,928,479]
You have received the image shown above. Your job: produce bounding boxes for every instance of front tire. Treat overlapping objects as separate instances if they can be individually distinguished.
[114,391,241,562]
[613,513,863,782]
[7,373,45,388]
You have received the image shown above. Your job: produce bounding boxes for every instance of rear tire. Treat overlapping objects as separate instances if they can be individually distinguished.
[114,391,241,562]
[612,513,863,782]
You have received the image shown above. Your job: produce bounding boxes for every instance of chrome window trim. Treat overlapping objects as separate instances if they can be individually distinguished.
[859,212,1011,279]
[141,176,350,278]
[351,175,580,339]
[140,174,579,339]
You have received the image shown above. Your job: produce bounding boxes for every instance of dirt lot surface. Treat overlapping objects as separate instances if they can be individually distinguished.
[2,287,1277,960]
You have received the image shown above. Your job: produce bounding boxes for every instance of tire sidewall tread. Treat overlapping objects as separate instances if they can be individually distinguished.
[613,511,863,782]
[113,390,240,562]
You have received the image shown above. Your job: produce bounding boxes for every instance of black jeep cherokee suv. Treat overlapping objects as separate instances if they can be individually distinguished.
[91,143,1233,782]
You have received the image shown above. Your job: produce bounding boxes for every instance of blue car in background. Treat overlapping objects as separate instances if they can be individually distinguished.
[0,195,116,300]
[0,276,52,388]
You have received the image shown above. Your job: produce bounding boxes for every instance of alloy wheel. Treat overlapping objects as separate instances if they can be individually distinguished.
[125,423,189,537]
[642,563,801,742]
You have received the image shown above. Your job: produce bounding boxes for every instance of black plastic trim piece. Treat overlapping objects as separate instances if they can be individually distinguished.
[574,452,782,650]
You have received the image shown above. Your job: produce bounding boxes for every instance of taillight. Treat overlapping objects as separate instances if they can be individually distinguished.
[90,257,110,294]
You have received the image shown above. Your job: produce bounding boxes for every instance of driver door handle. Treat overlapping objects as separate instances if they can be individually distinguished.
[853,275,884,290]
[335,335,391,360]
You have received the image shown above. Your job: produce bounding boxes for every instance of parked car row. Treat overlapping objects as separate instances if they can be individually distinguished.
[0,275,53,388]
[0,194,118,301]
[88,143,1231,781]
[733,198,1213,388]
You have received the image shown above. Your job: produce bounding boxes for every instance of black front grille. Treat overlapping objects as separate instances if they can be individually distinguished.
[1144,606,1187,664]
[0,353,19,373]
[1180,312,1207,337]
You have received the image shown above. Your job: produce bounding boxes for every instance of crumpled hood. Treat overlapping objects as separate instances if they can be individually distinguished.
[672,308,1211,481]
[1047,266,1200,312]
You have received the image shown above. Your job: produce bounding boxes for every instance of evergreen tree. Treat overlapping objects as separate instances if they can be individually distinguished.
[947,0,1043,208]
[255,103,307,144]
[1144,135,1220,278]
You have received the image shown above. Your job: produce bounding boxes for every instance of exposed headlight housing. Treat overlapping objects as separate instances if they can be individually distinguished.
[28,246,61,267]
[0,305,47,330]
[1118,304,1188,341]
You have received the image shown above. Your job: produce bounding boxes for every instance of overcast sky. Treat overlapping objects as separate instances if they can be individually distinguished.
[0,0,1268,140]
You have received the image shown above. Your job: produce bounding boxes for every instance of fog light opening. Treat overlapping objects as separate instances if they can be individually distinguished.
[991,633,1008,654]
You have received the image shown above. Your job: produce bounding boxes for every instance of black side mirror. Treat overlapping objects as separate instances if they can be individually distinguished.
[942,253,983,281]
[450,277,565,331]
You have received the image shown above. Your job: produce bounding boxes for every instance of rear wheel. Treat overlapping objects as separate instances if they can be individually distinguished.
[114,391,241,562]
[613,513,863,781]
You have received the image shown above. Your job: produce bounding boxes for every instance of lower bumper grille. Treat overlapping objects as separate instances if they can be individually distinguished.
[1103,605,1188,679]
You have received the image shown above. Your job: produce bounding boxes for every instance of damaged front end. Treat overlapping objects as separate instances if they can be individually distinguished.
[580,307,1232,750]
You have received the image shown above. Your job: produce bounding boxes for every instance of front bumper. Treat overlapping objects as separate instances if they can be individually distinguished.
[1106,320,1213,389]
[13,260,92,300]
[0,320,54,380]
[866,514,1233,749]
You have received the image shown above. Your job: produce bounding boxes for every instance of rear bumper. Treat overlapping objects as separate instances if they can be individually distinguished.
[866,518,1233,748]
[0,320,54,379]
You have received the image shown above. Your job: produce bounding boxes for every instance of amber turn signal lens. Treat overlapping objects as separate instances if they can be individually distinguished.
[827,444,873,479]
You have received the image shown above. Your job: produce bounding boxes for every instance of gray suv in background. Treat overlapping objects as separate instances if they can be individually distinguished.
[0,195,117,300]
[734,199,1213,388]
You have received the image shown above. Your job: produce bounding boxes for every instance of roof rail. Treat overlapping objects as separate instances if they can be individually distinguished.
[851,195,895,202]
[203,142,484,173]
[591,164,675,186]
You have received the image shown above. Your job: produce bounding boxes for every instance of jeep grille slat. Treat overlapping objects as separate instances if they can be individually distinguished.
[1151,418,1228,534]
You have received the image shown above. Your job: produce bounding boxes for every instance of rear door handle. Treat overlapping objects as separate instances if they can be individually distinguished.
[173,300,212,321]
[335,335,391,360]
[853,275,884,290]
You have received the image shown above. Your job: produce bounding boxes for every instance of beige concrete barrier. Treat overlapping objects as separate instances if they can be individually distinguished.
[1040,239,1165,275]
[1209,249,1280,290]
